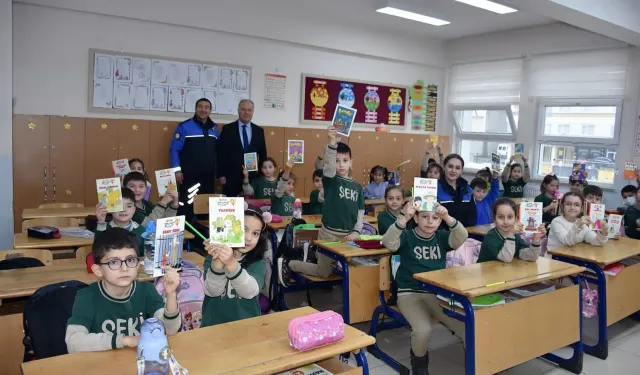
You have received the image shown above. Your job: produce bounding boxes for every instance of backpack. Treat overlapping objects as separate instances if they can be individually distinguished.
[23,280,88,361]
[446,238,482,268]
[361,222,378,236]
[274,218,307,261]
[155,260,205,331]
[0,257,45,270]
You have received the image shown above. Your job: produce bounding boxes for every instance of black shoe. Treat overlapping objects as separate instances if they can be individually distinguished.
[410,350,430,375]
[278,258,292,287]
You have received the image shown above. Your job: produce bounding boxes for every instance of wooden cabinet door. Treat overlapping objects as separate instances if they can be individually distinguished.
[303,128,330,196]
[264,126,285,174]
[148,121,178,201]
[85,119,119,205]
[118,119,150,163]
[13,115,50,232]
[348,131,375,187]
[401,134,423,190]
[49,116,85,205]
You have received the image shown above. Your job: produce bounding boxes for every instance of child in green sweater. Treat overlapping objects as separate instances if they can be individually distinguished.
[242,157,278,199]
[94,188,146,255]
[534,174,560,225]
[123,172,179,226]
[377,185,416,235]
[271,158,296,216]
[309,169,324,215]
[382,201,468,374]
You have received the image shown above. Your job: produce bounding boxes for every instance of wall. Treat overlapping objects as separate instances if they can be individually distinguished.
[12,2,445,133]
[1,0,13,248]
[444,24,639,207]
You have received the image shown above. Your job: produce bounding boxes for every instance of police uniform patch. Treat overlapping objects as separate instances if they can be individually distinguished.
[175,133,180,139]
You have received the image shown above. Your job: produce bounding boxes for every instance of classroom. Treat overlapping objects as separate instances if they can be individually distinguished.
[2,0,640,374]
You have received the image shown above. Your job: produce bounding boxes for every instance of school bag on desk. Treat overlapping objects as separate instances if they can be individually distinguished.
[155,261,205,331]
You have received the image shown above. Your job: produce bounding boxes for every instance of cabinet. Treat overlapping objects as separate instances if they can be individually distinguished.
[148,121,178,200]
[264,126,285,174]
[49,117,86,205]
[84,119,119,205]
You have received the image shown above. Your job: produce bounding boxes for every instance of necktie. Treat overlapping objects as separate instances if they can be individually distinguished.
[242,125,249,153]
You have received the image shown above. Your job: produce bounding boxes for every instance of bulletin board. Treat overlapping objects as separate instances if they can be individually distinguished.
[88,49,252,120]
[301,74,408,127]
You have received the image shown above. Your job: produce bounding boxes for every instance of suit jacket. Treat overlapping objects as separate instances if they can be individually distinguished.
[217,121,267,196]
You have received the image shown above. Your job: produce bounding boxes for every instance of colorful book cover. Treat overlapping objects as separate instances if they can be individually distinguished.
[287,140,304,164]
[112,158,130,178]
[624,161,638,180]
[588,204,606,231]
[491,153,501,173]
[413,177,438,212]
[387,171,397,185]
[96,178,123,213]
[519,202,543,233]
[331,104,357,137]
[607,214,623,238]
[571,162,587,181]
[155,168,177,196]
[244,152,258,172]
[209,197,245,248]
[153,216,185,277]
[514,143,524,157]
[603,263,624,276]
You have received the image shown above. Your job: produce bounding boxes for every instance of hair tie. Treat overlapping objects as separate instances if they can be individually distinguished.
[548,172,555,177]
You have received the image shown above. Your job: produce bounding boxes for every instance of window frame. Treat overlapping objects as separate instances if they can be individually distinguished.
[451,104,518,141]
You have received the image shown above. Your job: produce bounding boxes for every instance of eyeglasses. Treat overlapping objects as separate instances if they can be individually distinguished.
[98,256,139,270]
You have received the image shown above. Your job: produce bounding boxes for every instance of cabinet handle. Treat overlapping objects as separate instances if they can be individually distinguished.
[44,185,47,202]
[44,166,47,180]
[53,167,56,180]
[53,184,56,201]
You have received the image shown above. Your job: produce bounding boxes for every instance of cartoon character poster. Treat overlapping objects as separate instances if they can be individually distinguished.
[153,216,185,277]
[287,140,304,164]
[413,177,438,212]
[209,197,245,248]
[331,104,357,137]
[96,178,123,213]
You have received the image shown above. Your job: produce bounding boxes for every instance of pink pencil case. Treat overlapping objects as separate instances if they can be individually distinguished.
[288,311,344,351]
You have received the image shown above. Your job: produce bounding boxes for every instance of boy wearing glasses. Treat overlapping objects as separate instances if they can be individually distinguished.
[66,228,181,353]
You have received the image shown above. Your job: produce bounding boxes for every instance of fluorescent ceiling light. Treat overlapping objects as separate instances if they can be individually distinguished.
[376,7,450,26]
[455,0,517,14]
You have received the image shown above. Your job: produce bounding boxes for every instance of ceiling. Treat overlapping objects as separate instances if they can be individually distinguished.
[292,0,552,40]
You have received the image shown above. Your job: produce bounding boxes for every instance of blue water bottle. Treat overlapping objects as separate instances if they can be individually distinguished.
[137,318,170,375]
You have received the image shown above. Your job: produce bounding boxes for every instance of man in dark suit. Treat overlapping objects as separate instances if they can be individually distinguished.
[218,99,267,197]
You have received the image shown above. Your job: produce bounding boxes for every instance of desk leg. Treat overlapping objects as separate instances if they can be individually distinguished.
[552,255,608,360]
[316,248,351,324]
[354,349,370,375]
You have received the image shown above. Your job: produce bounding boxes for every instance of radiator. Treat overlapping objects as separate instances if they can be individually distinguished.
[524,186,540,198]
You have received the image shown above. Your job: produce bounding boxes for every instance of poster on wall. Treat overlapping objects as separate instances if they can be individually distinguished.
[408,80,437,132]
[264,73,286,110]
[301,74,407,127]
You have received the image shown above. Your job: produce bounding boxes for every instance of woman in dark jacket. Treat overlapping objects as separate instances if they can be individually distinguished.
[437,154,477,228]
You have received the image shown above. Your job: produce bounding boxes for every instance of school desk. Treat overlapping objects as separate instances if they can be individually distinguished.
[269,215,378,231]
[414,258,586,375]
[306,241,390,324]
[548,237,640,360]
[22,206,95,219]
[14,231,196,249]
[466,224,495,237]
[21,307,375,375]
[0,252,203,375]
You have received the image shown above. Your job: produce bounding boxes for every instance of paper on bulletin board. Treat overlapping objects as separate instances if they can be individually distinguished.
[264,73,286,110]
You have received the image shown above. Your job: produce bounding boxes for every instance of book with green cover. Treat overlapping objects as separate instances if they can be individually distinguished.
[437,293,505,308]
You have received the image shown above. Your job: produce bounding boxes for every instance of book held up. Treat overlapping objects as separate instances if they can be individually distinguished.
[519,202,543,233]
[413,177,438,212]
[155,168,177,196]
[153,216,185,277]
[96,178,123,213]
[209,197,245,248]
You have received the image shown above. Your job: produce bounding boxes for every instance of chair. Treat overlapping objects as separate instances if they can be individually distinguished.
[367,256,410,375]
[75,246,92,262]
[0,249,53,266]
[21,218,80,234]
[38,203,84,209]
[193,194,226,215]
[373,204,385,218]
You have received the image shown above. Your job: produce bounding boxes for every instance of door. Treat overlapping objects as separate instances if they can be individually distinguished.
[118,119,150,162]
[13,115,50,232]
[148,120,178,201]
[85,119,119,205]
[49,116,85,205]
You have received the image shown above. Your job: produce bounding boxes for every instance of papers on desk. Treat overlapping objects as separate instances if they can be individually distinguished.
[437,293,505,308]
[59,227,95,239]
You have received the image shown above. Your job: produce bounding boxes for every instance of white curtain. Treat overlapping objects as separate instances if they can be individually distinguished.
[449,59,523,105]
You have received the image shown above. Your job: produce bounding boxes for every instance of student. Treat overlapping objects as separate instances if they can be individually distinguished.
[547,192,609,252]
[364,165,389,199]
[309,169,324,215]
[620,185,638,213]
[568,176,587,194]
[583,185,603,205]
[535,174,560,225]
[271,159,296,216]
[128,158,152,201]
[382,201,467,374]
[95,188,145,254]
[623,187,640,240]
[201,204,268,326]
[65,228,180,352]
[242,157,278,199]
[422,163,443,180]
[475,167,492,183]
[477,198,545,263]
[501,155,530,198]
[470,174,500,226]
[420,144,444,177]
[123,172,178,226]
[279,126,364,283]
[437,154,476,228]
[378,185,414,235]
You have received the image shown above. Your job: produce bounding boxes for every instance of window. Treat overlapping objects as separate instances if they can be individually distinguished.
[541,105,618,141]
[536,144,617,183]
[458,139,508,171]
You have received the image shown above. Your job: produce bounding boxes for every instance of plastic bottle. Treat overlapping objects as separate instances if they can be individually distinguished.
[293,199,302,219]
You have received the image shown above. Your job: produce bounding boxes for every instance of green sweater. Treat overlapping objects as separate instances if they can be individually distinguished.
[243,177,277,199]
[322,175,364,233]
[502,178,526,198]
[535,193,557,224]
[378,210,415,235]
[132,200,178,228]
[95,221,146,256]
[309,189,323,215]
[477,228,540,263]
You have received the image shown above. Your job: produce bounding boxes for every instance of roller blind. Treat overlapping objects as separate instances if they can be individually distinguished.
[449,59,522,105]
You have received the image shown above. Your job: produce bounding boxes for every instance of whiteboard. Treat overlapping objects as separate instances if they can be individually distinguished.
[88,49,252,120]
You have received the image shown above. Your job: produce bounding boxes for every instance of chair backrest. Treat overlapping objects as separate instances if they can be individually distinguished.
[22,218,80,234]
[75,246,92,262]
[38,203,84,209]
[379,256,391,292]
[0,249,53,266]
[193,194,226,215]
[374,204,386,218]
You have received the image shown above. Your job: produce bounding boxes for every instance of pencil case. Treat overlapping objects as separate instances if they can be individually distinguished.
[288,310,344,351]
[27,226,61,239]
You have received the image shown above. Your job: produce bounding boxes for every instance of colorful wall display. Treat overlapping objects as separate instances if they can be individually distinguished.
[301,74,407,127]
[408,80,437,132]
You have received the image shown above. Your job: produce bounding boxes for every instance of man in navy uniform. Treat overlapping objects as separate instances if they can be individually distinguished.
[170,98,218,221]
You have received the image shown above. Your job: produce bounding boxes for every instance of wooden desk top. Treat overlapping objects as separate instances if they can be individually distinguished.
[14,231,195,249]
[270,215,378,231]
[547,237,640,267]
[467,224,495,236]
[0,253,203,301]
[22,207,95,219]
[365,199,385,205]
[21,307,375,375]
[313,241,390,259]
[413,258,585,299]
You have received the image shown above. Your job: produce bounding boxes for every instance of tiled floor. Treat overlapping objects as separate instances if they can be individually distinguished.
[282,287,640,375]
